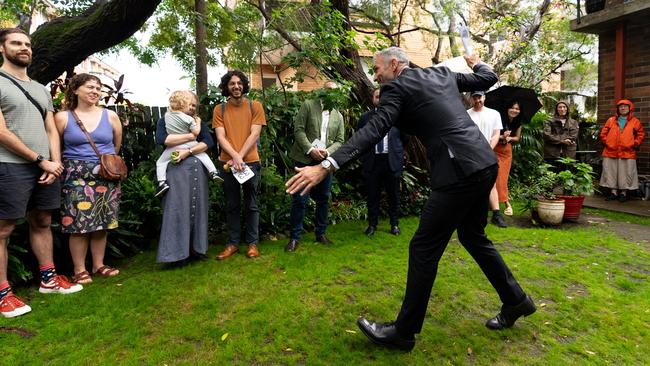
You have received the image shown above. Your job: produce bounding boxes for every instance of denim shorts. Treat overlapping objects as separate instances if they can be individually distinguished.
[0,162,61,220]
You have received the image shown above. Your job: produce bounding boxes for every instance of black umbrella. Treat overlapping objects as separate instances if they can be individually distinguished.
[485,86,542,125]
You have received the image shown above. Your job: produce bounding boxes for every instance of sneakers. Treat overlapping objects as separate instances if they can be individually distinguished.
[491,212,508,228]
[39,275,83,294]
[209,171,224,183]
[605,194,618,201]
[618,194,628,203]
[155,181,170,197]
[0,293,32,318]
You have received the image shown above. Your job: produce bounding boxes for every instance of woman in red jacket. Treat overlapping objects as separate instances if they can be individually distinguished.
[599,99,645,202]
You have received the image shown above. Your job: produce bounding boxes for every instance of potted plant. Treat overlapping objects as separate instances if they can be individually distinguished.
[555,157,595,221]
[520,163,565,225]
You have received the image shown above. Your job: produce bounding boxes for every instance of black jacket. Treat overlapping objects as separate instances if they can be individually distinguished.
[358,109,408,177]
[331,64,498,188]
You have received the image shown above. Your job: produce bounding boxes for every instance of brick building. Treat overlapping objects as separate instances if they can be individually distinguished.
[571,0,650,175]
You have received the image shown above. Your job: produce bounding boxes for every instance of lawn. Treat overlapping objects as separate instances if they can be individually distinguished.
[2,212,649,365]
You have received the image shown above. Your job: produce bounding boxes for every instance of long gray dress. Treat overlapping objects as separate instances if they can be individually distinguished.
[156,156,209,262]
[155,116,214,263]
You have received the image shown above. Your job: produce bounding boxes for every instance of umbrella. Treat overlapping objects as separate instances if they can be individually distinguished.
[485,86,542,124]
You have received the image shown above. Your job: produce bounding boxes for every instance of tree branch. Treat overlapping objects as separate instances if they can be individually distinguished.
[29,0,162,83]
[493,0,552,75]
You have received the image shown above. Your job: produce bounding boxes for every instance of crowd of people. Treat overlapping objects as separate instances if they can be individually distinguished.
[1,26,646,352]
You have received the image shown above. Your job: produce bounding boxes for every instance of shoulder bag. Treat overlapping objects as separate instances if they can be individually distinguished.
[0,72,47,120]
[71,110,128,181]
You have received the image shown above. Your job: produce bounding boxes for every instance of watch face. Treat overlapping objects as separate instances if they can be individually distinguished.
[322,160,331,169]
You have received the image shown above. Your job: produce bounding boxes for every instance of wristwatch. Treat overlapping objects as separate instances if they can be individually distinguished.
[321,159,332,171]
[34,154,45,164]
[188,148,194,155]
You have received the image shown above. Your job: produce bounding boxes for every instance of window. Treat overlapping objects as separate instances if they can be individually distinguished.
[262,76,278,88]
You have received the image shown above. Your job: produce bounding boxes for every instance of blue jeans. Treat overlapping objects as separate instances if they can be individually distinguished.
[289,162,333,240]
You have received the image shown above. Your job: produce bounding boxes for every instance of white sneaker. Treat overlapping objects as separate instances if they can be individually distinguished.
[0,293,32,318]
[39,275,83,294]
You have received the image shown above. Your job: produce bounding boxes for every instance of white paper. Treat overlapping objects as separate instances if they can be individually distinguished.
[435,56,473,73]
[311,139,326,150]
[232,164,255,184]
[459,25,473,56]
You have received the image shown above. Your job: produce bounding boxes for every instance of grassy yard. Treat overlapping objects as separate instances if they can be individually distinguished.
[2,212,649,365]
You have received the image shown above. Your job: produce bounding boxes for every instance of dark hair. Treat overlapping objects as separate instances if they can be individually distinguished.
[554,101,569,118]
[64,73,102,110]
[501,99,523,131]
[219,70,250,97]
[0,28,30,45]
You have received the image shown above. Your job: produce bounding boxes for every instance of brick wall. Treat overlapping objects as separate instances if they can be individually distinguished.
[598,19,650,175]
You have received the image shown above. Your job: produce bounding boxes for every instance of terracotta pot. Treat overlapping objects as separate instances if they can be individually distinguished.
[557,195,585,221]
[536,198,565,225]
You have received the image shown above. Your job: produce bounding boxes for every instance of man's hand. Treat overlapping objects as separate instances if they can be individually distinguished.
[38,160,63,177]
[309,149,327,162]
[229,154,245,171]
[464,54,480,69]
[562,139,574,145]
[286,165,328,196]
[38,171,57,185]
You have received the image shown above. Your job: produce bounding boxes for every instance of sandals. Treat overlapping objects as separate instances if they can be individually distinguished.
[93,265,120,277]
[504,205,514,216]
[72,271,93,284]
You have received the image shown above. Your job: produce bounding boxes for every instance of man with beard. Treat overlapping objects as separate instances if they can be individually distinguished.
[286,47,535,351]
[466,91,506,228]
[0,28,83,318]
[212,70,267,260]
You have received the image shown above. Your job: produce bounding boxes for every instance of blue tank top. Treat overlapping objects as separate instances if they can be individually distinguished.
[63,109,116,161]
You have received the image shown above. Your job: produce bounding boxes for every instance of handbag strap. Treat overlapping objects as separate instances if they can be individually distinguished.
[0,71,47,120]
[70,110,102,159]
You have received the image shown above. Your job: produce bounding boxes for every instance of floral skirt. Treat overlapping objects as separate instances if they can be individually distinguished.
[60,159,121,234]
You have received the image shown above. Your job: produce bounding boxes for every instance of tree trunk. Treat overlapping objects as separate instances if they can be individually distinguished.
[28,0,162,84]
[194,0,209,102]
[329,0,374,108]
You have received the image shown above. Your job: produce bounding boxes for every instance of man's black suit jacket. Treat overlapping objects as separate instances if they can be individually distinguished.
[358,109,407,178]
[331,64,498,189]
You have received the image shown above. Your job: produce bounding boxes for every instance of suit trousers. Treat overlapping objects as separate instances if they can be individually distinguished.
[289,161,333,240]
[395,164,526,335]
[365,154,400,227]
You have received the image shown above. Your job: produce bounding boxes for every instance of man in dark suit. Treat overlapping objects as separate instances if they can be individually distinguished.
[359,88,407,236]
[286,47,535,351]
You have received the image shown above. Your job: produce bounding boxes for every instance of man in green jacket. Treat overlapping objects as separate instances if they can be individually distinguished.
[285,81,345,252]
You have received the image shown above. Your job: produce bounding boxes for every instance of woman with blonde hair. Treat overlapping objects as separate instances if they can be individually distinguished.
[54,73,122,284]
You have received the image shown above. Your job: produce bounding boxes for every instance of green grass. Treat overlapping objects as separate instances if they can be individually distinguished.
[582,207,650,227]
[2,214,649,365]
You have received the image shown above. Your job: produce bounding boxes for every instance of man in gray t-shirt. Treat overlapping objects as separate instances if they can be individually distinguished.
[0,28,82,319]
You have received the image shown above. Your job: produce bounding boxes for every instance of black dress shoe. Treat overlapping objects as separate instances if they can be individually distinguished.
[390,225,401,235]
[356,318,415,351]
[364,226,376,236]
[491,213,508,228]
[486,295,536,330]
[285,239,299,252]
[315,234,333,245]
[190,252,209,261]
